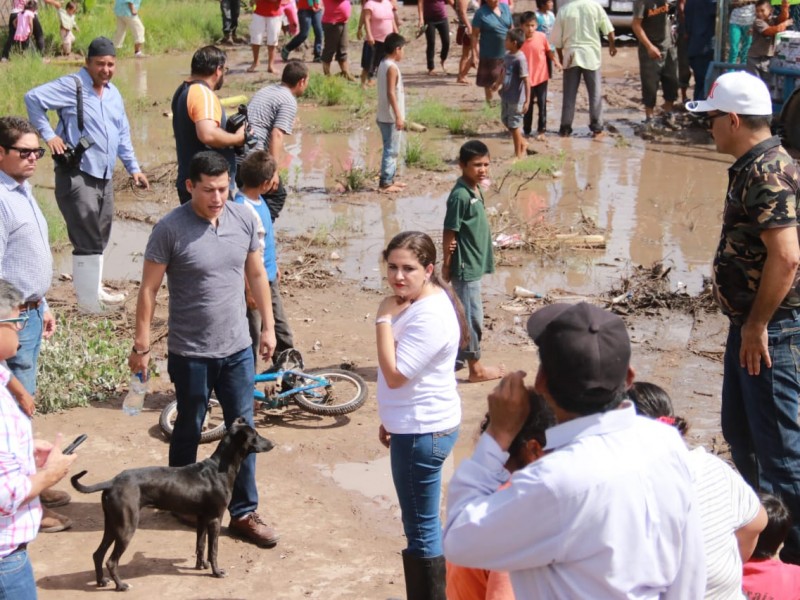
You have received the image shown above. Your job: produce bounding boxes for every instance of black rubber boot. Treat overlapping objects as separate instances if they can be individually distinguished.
[402,551,446,600]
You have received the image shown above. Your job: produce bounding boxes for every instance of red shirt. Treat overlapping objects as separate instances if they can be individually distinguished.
[255,0,282,18]
[742,558,800,600]
[521,32,550,88]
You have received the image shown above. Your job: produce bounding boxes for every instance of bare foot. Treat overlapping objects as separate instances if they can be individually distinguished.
[393,182,407,188]
[427,70,436,76]
[456,78,469,85]
[246,64,258,73]
[267,66,276,74]
[379,183,405,193]
[466,364,506,383]
[535,133,546,142]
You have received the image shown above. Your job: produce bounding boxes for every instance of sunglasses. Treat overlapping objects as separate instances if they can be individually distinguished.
[704,112,729,129]
[3,146,46,160]
[0,314,29,331]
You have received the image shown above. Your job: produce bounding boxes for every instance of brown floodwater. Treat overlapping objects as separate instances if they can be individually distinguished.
[35,52,731,302]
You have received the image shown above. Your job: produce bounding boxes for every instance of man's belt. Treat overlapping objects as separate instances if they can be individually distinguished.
[19,300,42,312]
[2,543,28,559]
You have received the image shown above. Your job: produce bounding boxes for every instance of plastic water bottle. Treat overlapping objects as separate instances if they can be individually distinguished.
[122,372,148,416]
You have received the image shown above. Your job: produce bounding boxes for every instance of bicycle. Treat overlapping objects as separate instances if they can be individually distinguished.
[158,349,368,443]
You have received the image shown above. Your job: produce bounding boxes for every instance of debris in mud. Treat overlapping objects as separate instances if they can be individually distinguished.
[489,209,606,256]
[113,161,178,199]
[604,262,718,315]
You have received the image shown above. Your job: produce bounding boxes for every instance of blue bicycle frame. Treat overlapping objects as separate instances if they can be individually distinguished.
[253,370,332,409]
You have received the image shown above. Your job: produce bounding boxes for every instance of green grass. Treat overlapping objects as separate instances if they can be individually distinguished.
[404,136,446,171]
[347,6,362,42]
[407,99,478,136]
[304,72,364,107]
[509,151,566,176]
[34,0,219,56]
[315,113,350,133]
[37,315,132,413]
[33,187,69,249]
[336,163,375,192]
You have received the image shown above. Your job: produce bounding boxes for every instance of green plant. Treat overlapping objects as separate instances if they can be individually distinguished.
[315,113,349,133]
[347,6,362,41]
[337,162,375,192]
[445,114,478,136]
[509,152,565,176]
[407,100,477,135]
[304,73,363,107]
[33,187,69,250]
[37,316,132,413]
[404,136,446,171]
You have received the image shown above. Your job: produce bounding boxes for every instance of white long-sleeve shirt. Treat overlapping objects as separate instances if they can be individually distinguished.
[444,402,706,599]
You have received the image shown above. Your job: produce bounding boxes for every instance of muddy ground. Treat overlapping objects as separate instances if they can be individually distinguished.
[28,3,733,598]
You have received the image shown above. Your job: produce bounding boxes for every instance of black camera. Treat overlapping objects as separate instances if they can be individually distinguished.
[53,136,94,168]
[226,104,257,157]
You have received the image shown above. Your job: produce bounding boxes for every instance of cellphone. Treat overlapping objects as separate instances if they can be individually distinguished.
[62,434,87,455]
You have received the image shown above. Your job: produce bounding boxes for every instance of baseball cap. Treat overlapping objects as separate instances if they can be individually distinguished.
[87,36,116,58]
[527,303,630,412]
[685,71,772,115]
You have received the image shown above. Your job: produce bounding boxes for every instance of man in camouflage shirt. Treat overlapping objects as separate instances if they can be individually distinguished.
[688,71,800,564]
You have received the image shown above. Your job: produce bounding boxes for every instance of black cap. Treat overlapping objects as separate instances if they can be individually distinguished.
[87,37,116,58]
[527,303,630,411]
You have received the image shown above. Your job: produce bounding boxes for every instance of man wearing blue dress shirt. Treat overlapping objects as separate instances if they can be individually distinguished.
[24,37,149,314]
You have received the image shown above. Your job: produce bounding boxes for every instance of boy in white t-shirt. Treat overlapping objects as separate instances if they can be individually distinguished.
[376,33,406,193]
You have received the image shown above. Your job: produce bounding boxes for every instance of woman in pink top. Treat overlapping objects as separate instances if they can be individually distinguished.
[321,0,356,80]
[358,0,397,86]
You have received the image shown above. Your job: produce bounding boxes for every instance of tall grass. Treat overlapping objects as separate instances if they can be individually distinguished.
[304,72,363,107]
[404,136,446,171]
[407,99,478,135]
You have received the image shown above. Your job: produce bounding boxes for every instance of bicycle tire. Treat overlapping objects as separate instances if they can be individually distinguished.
[158,398,227,444]
[293,368,368,416]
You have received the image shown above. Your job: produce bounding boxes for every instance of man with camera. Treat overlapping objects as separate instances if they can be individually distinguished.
[24,37,149,314]
[172,45,246,205]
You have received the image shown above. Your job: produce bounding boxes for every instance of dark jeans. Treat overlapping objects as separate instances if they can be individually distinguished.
[688,53,713,101]
[721,311,800,564]
[54,167,114,255]
[390,427,459,557]
[1,13,44,59]
[424,19,449,72]
[523,80,548,135]
[246,279,294,365]
[561,66,603,133]
[220,0,241,35]
[168,347,258,518]
[285,8,323,58]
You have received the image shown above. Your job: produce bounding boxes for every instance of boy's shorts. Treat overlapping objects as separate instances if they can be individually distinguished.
[501,100,523,129]
[250,14,282,46]
[638,44,678,108]
[321,21,348,63]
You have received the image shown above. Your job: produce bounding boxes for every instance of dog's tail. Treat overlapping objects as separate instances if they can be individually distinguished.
[70,470,113,494]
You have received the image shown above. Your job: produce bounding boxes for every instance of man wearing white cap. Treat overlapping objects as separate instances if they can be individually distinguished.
[687,71,800,565]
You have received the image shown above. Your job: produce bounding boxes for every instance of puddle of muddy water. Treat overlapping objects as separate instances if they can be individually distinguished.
[317,454,454,514]
[33,53,732,304]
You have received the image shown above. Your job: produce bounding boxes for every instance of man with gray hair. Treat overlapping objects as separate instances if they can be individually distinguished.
[444,303,705,597]
[0,116,73,533]
[687,71,800,564]
[0,279,77,599]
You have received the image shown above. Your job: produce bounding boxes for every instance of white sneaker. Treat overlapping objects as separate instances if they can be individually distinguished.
[134,51,146,58]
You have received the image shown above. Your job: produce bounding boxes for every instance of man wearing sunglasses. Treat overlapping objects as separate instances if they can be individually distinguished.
[24,36,149,315]
[0,116,74,534]
[687,71,800,565]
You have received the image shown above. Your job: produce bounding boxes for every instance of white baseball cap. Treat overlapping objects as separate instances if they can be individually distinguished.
[685,71,773,115]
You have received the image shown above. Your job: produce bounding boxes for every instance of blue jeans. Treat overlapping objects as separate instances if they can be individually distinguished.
[0,549,36,600]
[167,346,257,518]
[688,53,713,101]
[377,121,401,188]
[285,8,323,57]
[390,427,459,557]
[6,305,44,395]
[451,278,482,362]
[721,311,800,563]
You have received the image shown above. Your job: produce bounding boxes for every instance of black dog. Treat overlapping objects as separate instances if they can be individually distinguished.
[71,418,274,591]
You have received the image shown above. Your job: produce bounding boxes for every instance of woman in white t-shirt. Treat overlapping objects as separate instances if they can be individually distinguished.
[375,231,467,600]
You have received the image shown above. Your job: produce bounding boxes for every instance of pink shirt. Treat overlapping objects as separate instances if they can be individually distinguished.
[743,558,800,599]
[364,0,394,42]
[521,32,550,88]
[0,364,41,558]
[322,0,351,24]
[13,9,34,42]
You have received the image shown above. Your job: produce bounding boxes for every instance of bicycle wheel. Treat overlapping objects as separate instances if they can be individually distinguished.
[158,397,227,443]
[293,369,368,416]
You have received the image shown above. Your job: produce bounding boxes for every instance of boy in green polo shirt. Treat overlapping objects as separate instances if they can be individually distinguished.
[442,140,505,383]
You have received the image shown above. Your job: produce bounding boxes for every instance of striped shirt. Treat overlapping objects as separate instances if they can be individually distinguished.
[0,171,52,308]
[0,364,40,559]
[246,83,297,155]
[689,447,760,599]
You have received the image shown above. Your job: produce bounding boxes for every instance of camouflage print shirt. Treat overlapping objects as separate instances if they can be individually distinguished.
[713,136,800,319]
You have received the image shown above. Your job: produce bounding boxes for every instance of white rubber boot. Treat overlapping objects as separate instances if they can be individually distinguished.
[72,255,105,314]
[97,255,125,304]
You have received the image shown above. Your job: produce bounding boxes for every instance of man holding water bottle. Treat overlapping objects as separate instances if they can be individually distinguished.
[128,151,279,549]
